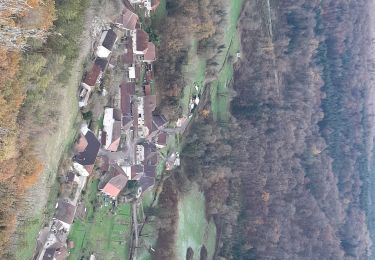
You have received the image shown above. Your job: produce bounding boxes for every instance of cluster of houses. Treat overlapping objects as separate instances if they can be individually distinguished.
[33,1,171,259]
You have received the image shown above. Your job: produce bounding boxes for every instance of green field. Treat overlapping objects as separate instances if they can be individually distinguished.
[180,39,207,115]
[68,180,131,260]
[210,0,243,122]
[175,184,217,260]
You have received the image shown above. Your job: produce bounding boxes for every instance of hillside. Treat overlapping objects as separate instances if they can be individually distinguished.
[156,0,375,259]
[226,0,373,258]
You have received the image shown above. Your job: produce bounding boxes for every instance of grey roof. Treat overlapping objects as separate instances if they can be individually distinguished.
[54,199,76,225]
[102,29,117,50]
[153,115,168,129]
[144,165,156,178]
[73,131,100,166]
[95,57,108,71]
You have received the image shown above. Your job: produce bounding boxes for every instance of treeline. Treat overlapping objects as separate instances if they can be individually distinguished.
[0,0,88,256]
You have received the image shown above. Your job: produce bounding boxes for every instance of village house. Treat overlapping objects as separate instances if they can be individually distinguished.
[37,232,69,260]
[78,57,108,108]
[73,125,101,176]
[136,142,157,165]
[96,29,118,58]
[153,131,167,148]
[53,199,77,231]
[122,38,134,65]
[101,108,122,152]
[99,165,130,199]
[41,244,69,260]
[137,95,157,138]
[122,164,144,180]
[115,6,139,32]
[132,29,149,55]
[120,82,136,129]
[152,115,168,131]
[143,42,156,63]
[79,64,100,108]
[139,176,155,193]
[95,57,108,72]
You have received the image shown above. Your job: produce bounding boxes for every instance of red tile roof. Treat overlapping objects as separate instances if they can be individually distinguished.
[136,29,149,52]
[143,95,157,135]
[107,121,121,152]
[119,7,138,30]
[102,173,128,198]
[144,42,156,62]
[157,132,167,146]
[120,82,136,116]
[123,41,134,65]
[83,64,101,87]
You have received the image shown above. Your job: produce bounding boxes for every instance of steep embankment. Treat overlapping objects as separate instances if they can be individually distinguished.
[8,0,125,258]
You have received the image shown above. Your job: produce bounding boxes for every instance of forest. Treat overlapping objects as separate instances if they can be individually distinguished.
[225,0,372,258]
[152,0,375,259]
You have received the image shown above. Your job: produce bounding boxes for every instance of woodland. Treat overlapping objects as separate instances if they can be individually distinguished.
[0,0,88,256]
[153,0,375,259]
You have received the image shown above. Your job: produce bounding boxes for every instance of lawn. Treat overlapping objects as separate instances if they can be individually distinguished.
[175,184,216,260]
[68,182,132,260]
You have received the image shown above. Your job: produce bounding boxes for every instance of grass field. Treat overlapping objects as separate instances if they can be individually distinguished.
[68,180,132,260]
[180,39,207,115]
[175,184,216,260]
[15,126,79,260]
[211,0,243,122]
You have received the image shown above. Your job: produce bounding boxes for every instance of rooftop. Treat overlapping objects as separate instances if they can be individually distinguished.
[102,29,117,51]
[118,7,138,30]
[140,176,155,192]
[143,42,156,62]
[73,131,100,166]
[153,115,168,129]
[94,57,108,72]
[120,82,136,116]
[83,64,101,87]
[54,199,76,225]
[136,29,149,52]
[143,95,157,134]
[102,172,128,198]
[123,40,134,64]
